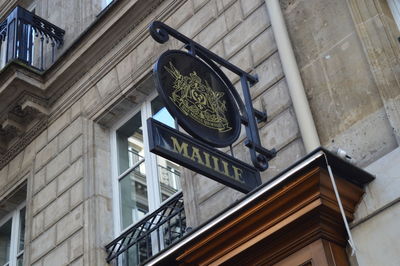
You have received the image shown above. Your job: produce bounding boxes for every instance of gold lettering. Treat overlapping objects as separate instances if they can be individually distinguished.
[203,151,212,168]
[191,147,204,165]
[171,137,189,158]
[232,166,244,183]
[221,160,231,177]
[212,156,222,173]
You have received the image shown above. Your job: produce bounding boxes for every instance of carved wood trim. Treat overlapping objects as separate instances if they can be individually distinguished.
[157,166,365,266]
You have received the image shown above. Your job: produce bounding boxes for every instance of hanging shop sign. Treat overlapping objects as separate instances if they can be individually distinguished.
[147,118,260,193]
[148,21,277,193]
[154,50,241,148]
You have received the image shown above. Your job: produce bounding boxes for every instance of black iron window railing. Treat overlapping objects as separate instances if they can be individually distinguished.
[105,192,186,265]
[0,6,65,71]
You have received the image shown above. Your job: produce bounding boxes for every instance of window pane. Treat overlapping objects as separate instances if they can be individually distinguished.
[151,97,182,202]
[17,254,23,266]
[119,161,149,230]
[18,208,26,252]
[0,219,11,265]
[117,112,144,175]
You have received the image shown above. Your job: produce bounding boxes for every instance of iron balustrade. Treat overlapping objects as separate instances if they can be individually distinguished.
[105,192,186,265]
[0,6,65,71]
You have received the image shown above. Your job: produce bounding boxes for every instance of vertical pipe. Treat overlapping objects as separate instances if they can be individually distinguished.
[265,0,320,152]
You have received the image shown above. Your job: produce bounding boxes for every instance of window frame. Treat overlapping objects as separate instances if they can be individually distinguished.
[388,0,400,30]
[0,201,26,266]
[110,91,182,236]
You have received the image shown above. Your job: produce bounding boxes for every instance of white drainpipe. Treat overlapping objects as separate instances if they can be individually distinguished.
[265,0,320,152]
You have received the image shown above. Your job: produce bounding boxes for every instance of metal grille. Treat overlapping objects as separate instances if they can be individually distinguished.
[0,6,65,71]
[105,192,186,265]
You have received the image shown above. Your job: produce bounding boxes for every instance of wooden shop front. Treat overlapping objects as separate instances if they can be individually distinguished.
[146,148,374,266]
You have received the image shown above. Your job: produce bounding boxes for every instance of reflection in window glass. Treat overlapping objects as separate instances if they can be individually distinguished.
[151,97,182,202]
[117,111,149,230]
[0,219,12,265]
[18,208,25,253]
[119,163,149,230]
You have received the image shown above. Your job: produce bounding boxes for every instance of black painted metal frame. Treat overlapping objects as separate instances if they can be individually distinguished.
[105,192,186,264]
[149,21,276,171]
[0,6,65,70]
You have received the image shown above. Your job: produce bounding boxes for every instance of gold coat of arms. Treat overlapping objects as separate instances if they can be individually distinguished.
[165,62,231,132]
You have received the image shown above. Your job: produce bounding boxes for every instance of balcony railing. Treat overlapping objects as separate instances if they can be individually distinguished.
[0,6,65,71]
[105,192,186,265]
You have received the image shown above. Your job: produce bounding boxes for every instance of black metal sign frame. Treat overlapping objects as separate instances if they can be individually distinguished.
[148,118,261,193]
[150,21,276,171]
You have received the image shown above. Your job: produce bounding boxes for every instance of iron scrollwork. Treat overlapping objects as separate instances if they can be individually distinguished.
[149,21,276,171]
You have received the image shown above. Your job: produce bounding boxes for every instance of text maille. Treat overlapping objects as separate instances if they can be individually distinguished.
[147,118,261,193]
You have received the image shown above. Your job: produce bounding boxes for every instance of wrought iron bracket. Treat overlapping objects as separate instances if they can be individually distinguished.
[149,21,276,171]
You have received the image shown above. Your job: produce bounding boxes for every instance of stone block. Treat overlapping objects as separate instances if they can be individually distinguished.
[223,1,242,30]
[42,241,69,266]
[194,173,224,204]
[250,27,276,66]
[48,110,71,141]
[259,108,300,151]
[57,158,83,195]
[21,141,35,170]
[70,100,82,121]
[351,202,400,266]
[216,0,236,13]
[31,226,56,262]
[254,78,291,120]
[198,185,242,223]
[44,191,69,229]
[116,55,134,87]
[96,68,120,99]
[179,1,216,38]
[0,166,8,189]
[260,138,305,182]
[197,14,228,49]
[95,148,112,197]
[223,46,252,84]
[251,52,284,99]
[35,130,48,153]
[32,180,57,215]
[192,0,209,12]
[70,135,83,163]
[31,212,44,240]
[7,152,23,179]
[223,4,269,58]
[46,147,70,183]
[165,0,194,29]
[81,86,101,115]
[70,229,84,261]
[70,180,84,209]
[240,0,263,18]
[35,137,58,172]
[33,168,46,195]
[56,204,83,244]
[58,117,83,152]
[70,257,83,266]
[136,36,156,69]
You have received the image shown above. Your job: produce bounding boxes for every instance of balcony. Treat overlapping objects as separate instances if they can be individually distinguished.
[0,6,64,167]
[105,192,187,265]
[0,6,65,71]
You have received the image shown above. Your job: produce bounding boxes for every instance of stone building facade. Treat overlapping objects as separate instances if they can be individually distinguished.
[0,0,398,265]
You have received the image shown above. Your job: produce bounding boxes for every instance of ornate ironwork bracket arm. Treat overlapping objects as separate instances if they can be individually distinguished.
[149,21,277,171]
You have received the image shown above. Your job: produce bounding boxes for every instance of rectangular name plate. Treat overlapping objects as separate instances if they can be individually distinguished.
[147,118,261,193]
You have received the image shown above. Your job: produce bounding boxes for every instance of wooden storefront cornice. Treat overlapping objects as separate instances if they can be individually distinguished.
[146,148,374,266]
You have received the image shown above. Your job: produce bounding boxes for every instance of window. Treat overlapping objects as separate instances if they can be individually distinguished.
[388,0,400,30]
[0,203,25,266]
[102,0,113,9]
[111,93,182,232]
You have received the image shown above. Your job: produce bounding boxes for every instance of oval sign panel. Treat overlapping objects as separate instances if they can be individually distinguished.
[154,50,241,147]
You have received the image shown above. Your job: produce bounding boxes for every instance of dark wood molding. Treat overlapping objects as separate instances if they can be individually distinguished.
[148,150,373,265]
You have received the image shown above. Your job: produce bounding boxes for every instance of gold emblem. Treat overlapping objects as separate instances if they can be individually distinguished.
[164,62,231,132]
